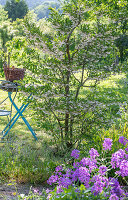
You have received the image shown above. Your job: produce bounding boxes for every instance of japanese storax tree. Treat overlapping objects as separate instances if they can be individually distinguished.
[11,0,124,150]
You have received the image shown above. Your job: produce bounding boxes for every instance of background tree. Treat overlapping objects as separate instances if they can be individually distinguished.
[34,1,60,19]
[4,0,28,21]
[0,5,11,72]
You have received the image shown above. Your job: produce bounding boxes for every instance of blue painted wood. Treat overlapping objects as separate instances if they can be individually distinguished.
[1,90,37,140]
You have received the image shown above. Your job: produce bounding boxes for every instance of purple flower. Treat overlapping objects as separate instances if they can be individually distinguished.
[73,161,80,168]
[78,167,90,188]
[58,177,72,188]
[39,192,42,196]
[89,148,99,159]
[88,159,98,172]
[109,178,125,197]
[99,165,107,175]
[80,157,90,166]
[64,168,71,178]
[103,138,112,151]
[71,168,79,182]
[71,149,80,159]
[109,194,119,200]
[111,149,126,169]
[91,175,108,195]
[80,157,98,172]
[118,160,128,177]
[55,166,63,172]
[119,136,128,145]
[47,175,58,185]
[125,147,128,152]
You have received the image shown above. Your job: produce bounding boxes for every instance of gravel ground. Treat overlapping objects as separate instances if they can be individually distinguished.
[0,183,45,200]
[0,183,127,200]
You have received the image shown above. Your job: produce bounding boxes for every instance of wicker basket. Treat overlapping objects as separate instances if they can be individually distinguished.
[4,67,25,82]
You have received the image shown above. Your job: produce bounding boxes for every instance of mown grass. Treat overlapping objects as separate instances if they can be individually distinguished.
[0,73,128,184]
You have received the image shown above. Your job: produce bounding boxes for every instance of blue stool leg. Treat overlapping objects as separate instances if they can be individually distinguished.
[2,93,32,134]
[2,103,27,134]
[2,102,30,138]
[2,92,37,140]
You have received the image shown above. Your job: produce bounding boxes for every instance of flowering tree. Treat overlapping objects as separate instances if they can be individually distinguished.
[9,0,126,150]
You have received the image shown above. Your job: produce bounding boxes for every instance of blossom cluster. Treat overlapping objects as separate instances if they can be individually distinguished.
[47,136,128,199]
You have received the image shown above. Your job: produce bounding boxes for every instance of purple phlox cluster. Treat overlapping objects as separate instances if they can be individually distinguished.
[125,147,128,152]
[116,159,128,177]
[80,157,98,172]
[119,136,128,146]
[55,166,63,176]
[73,161,80,168]
[88,159,98,172]
[71,168,79,182]
[58,177,72,188]
[55,166,63,172]
[109,194,119,200]
[109,178,126,198]
[89,148,99,159]
[64,168,71,178]
[99,165,108,175]
[91,175,108,196]
[71,149,80,159]
[47,136,128,199]
[47,175,58,185]
[111,149,126,169]
[78,167,90,188]
[103,138,113,151]
[80,157,90,166]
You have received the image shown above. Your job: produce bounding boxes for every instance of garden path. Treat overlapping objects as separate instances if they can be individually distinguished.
[0,183,45,199]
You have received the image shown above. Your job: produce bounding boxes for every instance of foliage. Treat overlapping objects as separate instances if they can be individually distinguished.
[46,137,128,200]
[4,0,28,21]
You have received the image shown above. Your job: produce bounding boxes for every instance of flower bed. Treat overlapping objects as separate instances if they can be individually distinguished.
[46,137,128,200]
